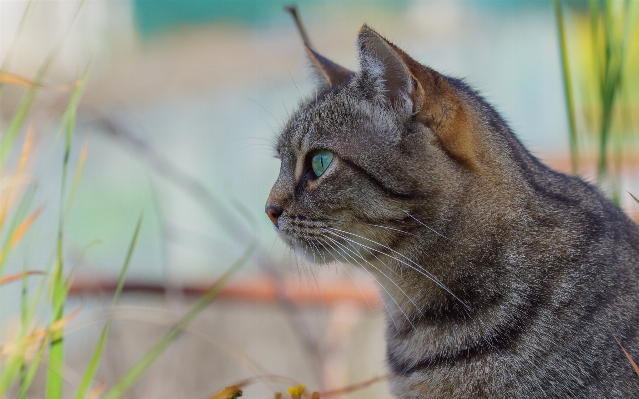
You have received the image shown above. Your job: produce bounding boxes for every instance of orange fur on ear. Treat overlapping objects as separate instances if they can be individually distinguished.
[409,63,478,170]
[305,46,353,87]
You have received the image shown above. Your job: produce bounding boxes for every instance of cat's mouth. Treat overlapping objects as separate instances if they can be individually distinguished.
[275,215,334,264]
[276,215,386,266]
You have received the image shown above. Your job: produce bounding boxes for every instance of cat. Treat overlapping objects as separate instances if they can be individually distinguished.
[265,25,639,398]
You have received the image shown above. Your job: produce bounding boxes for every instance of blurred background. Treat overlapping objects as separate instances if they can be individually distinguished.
[0,0,637,398]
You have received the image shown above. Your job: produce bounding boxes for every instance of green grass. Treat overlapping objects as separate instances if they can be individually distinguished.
[555,0,638,205]
[100,241,256,399]
[0,5,258,397]
[46,72,86,399]
[554,0,579,174]
[72,215,142,399]
[0,76,257,399]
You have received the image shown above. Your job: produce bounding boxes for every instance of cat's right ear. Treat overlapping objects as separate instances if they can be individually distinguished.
[357,25,480,170]
[305,46,354,88]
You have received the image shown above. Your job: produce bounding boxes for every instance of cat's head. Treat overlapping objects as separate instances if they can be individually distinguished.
[266,25,508,265]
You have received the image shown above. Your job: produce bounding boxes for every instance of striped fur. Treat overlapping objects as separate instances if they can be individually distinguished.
[266,26,639,397]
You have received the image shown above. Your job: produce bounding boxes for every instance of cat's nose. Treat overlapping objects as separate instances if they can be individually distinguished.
[266,205,283,226]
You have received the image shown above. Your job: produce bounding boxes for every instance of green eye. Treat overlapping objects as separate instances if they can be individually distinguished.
[311,150,334,177]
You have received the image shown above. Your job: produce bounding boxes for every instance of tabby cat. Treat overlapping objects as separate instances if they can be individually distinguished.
[265,25,639,398]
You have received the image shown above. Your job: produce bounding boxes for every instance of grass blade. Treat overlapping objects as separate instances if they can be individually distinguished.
[87,383,106,399]
[18,262,30,397]
[613,333,639,376]
[0,123,35,236]
[0,270,44,286]
[65,138,89,216]
[553,0,579,174]
[47,66,87,399]
[0,72,42,88]
[0,88,38,164]
[0,0,36,91]
[0,0,86,165]
[8,206,44,249]
[0,307,80,395]
[73,215,143,399]
[99,241,257,399]
[0,206,43,265]
[17,339,47,399]
[16,123,35,176]
[2,260,52,397]
[0,187,35,276]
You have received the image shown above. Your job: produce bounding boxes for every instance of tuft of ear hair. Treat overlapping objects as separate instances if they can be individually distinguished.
[357,25,415,111]
[357,25,479,170]
[306,46,353,88]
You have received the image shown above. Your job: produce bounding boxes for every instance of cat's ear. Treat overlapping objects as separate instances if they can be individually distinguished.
[356,25,416,111]
[305,46,353,88]
[358,25,479,169]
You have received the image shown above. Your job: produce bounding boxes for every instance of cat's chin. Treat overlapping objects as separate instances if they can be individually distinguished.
[275,229,335,265]
[291,244,333,265]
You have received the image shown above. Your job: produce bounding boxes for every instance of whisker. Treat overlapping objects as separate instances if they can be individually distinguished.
[342,237,424,318]
[363,222,415,236]
[258,65,290,118]
[241,95,284,128]
[401,209,449,240]
[297,250,317,298]
[327,234,420,313]
[303,232,326,264]
[315,217,413,236]
[315,240,376,311]
[289,250,303,284]
[286,64,302,100]
[237,143,278,153]
[300,235,324,300]
[325,227,471,312]
[324,235,417,329]
[318,238,402,332]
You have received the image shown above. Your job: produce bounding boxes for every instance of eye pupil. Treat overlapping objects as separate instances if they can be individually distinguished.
[311,151,334,177]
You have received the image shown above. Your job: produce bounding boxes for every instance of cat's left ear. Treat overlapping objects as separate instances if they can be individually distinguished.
[306,46,354,88]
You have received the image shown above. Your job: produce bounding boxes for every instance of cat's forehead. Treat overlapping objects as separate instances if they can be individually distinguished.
[276,87,395,156]
[276,89,344,153]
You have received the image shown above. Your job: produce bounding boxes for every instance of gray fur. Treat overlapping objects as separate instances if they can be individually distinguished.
[266,26,639,398]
